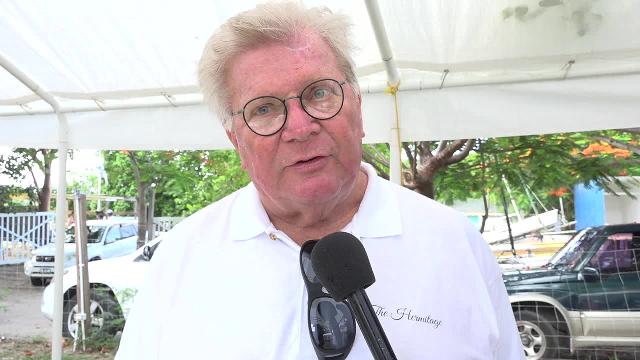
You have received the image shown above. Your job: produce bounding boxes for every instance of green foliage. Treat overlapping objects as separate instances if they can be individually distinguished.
[0,185,37,212]
[0,336,114,359]
[364,130,639,222]
[0,148,61,211]
[435,131,637,220]
[0,287,10,312]
[103,150,249,216]
[68,175,100,211]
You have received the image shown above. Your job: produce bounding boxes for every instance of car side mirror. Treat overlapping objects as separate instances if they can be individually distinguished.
[580,266,600,282]
[142,245,155,261]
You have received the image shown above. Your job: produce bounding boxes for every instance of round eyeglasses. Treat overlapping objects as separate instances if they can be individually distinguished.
[231,79,346,136]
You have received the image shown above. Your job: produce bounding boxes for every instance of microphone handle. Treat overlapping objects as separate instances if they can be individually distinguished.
[346,290,397,360]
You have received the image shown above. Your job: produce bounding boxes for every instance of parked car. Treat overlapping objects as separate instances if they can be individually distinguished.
[41,236,161,338]
[505,224,640,359]
[497,256,549,272]
[24,219,138,286]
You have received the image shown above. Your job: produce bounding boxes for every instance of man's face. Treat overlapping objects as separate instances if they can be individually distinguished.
[225,32,364,209]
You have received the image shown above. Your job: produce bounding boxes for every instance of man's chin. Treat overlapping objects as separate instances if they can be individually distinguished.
[290,180,343,203]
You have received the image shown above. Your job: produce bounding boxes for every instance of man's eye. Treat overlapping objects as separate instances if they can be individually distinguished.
[312,88,329,100]
[254,104,273,116]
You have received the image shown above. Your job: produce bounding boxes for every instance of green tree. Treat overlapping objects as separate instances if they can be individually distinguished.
[103,150,249,247]
[363,130,639,223]
[0,149,60,211]
[0,185,37,213]
[363,139,475,198]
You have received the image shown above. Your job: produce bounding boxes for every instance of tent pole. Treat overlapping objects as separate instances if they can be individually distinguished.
[0,53,66,360]
[364,0,402,184]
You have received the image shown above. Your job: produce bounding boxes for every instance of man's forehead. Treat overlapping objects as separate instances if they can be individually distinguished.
[227,33,339,100]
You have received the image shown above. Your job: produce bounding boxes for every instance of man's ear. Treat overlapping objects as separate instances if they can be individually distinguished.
[226,128,247,170]
[356,93,365,139]
[226,128,239,150]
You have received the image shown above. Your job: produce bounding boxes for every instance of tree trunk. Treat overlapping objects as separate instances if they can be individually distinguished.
[136,183,148,249]
[414,177,435,199]
[128,152,148,249]
[38,164,52,212]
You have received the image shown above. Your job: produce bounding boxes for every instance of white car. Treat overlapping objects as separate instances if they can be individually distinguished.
[24,219,138,286]
[41,236,161,338]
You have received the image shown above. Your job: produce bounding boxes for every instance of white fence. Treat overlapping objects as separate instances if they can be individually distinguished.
[153,217,183,232]
[0,213,183,263]
[0,212,55,262]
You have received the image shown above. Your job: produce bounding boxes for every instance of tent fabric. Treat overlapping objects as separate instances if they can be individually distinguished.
[1,0,640,149]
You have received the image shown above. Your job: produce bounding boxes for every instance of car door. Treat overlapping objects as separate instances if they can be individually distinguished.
[118,224,138,257]
[579,231,640,339]
[103,225,123,259]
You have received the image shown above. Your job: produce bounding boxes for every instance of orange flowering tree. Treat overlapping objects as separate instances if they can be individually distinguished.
[364,129,640,222]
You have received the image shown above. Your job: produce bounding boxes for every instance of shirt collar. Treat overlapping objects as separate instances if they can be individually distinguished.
[348,162,402,239]
[228,162,403,241]
[228,183,272,241]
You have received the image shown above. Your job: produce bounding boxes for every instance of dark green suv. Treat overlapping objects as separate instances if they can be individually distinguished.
[504,223,640,359]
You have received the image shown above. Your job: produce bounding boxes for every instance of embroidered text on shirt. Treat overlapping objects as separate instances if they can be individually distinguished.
[372,305,443,329]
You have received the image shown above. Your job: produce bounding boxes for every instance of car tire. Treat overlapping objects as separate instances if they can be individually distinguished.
[30,277,46,286]
[62,288,124,339]
[515,309,560,360]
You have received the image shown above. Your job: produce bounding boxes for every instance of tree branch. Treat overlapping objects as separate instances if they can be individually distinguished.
[446,139,476,165]
[418,142,433,159]
[362,148,389,180]
[592,136,640,156]
[435,140,448,155]
[402,143,416,175]
[364,145,390,168]
[27,164,40,191]
[437,139,468,161]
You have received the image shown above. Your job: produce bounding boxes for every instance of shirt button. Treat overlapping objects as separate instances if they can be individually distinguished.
[269,233,278,241]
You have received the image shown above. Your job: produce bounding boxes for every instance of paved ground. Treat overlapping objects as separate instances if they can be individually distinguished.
[0,264,51,339]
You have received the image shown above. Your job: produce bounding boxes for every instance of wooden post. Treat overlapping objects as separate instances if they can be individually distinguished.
[146,186,155,242]
[73,193,91,345]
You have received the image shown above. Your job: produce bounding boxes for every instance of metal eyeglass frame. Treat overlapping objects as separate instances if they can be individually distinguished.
[230,79,347,136]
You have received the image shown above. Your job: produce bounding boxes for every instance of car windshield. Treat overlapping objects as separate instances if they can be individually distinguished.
[64,225,106,244]
[547,229,599,270]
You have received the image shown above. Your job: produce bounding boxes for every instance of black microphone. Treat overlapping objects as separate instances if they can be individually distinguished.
[311,232,397,360]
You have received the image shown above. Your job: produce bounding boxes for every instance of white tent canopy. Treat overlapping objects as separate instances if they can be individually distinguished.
[2,2,640,359]
[2,0,640,150]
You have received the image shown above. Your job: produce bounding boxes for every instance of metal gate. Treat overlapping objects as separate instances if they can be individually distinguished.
[0,212,54,263]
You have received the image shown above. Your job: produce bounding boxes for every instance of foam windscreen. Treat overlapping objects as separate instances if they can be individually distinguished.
[310,232,375,301]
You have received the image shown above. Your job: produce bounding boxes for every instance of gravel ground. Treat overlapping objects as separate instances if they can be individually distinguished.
[0,264,51,339]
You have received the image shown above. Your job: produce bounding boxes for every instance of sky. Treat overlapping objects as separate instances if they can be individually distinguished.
[0,146,104,189]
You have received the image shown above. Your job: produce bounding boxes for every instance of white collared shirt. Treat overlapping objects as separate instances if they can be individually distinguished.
[116,163,523,359]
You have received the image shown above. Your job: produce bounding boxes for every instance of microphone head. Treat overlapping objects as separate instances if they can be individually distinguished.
[310,232,375,301]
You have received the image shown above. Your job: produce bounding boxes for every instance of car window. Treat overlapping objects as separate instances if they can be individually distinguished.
[589,232,640,274]
[121,225,136,238]
[105,227,122,243]
[67,225,105,244]
[549,229,600,270]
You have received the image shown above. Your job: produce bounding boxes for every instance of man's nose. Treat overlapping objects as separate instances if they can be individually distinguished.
[280,97,320,142]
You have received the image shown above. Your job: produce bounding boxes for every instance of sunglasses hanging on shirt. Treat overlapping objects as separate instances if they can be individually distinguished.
[300,240,356,360]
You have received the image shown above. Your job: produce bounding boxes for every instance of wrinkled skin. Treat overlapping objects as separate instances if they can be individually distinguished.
[225,31,367,243]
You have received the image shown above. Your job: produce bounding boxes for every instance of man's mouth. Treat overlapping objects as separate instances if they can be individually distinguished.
[296,156,323,165]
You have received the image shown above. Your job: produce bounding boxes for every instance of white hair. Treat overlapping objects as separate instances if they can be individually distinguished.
[197,2,359,130]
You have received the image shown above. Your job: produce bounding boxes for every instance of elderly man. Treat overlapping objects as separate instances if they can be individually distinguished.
[116,3,523,359]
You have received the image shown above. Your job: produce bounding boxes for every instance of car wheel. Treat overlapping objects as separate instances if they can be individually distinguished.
[63,288,123,338]
[515,309,560,360]
[30,277,46,286]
